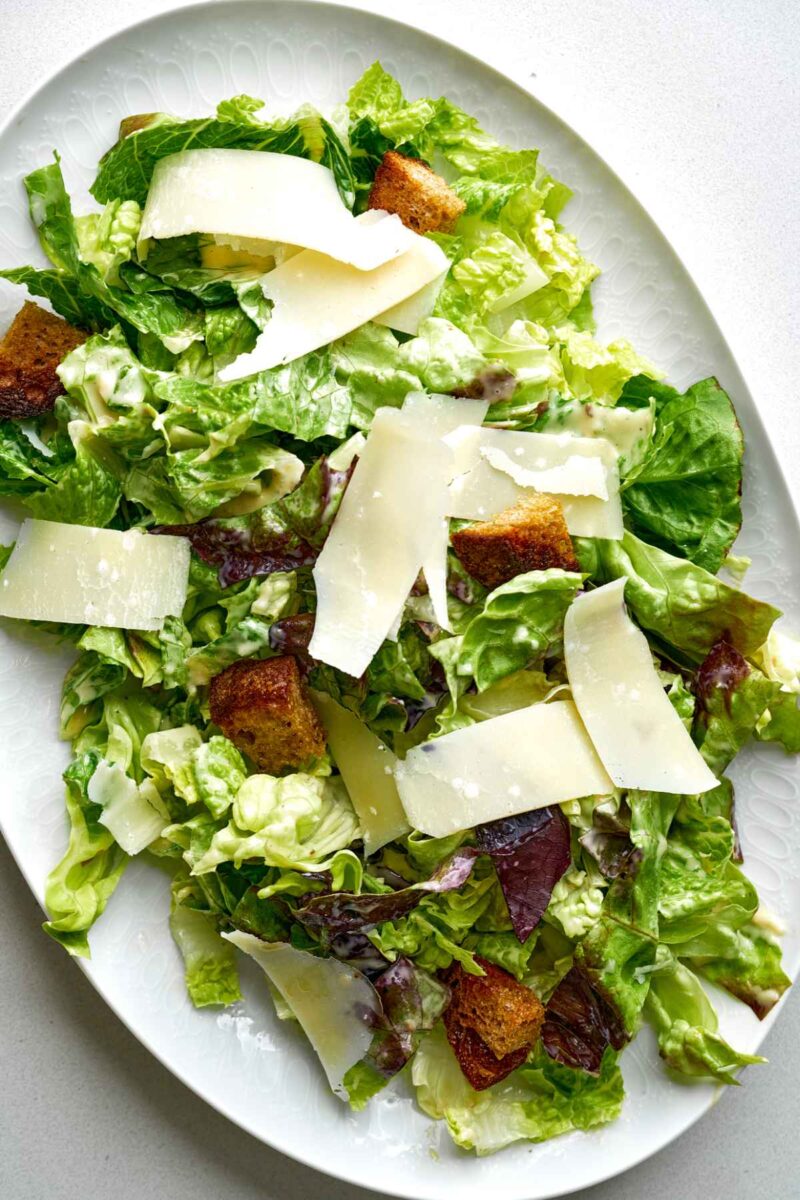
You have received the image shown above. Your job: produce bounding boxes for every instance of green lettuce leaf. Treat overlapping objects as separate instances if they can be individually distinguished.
[411,1025,623,1154]
[644,948,763,1082]
[24,435,121,527]
[190,773,360,874]
[691,922,791,1018]
[43,751,128,956]
[579,532,779,664]
[169,877,242,1007]
[431,569,582,697]
[621,376,743,572]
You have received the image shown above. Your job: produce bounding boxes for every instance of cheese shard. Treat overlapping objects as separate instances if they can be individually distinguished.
[222,931,379,1097]
[481,445,609,500]
[401,393,489,633]
[373,268,449,335]
[89,760,166,855]
[401,391,488,441]
[564,579,718,793]
[0,520,190,631]
[394,700,613,838]
[447,428,623,539]
[311,690,409,853]
[218,224,450,380]
[309,407,453,677]
[139,148,413,269]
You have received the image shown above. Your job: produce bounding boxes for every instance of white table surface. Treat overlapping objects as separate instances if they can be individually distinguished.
[1,2,799,1198]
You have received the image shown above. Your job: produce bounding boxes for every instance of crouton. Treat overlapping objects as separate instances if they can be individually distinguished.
[0,302,86,420]
[208,655,326,775]
[442,958,544,1090]
[367,150,465,235]
[451,495,579,590]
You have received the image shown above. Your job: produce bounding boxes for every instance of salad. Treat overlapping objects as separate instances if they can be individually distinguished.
[0,62,798,1155]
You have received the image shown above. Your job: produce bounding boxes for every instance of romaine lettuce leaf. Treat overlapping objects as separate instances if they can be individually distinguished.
[169,877,242,1007]
[43,751,128,956]
[621,376,743,572]
[644,948,763,1082]
[580,532,779,664]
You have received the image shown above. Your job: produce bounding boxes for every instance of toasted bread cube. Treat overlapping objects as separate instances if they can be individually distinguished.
[208,655,326,775]
[443,1022,529,1091]
[0,302,86,420]
[444,958,545,1059]
[451,495,579,590]
[442,958,544,1090]
[367,150,465,235]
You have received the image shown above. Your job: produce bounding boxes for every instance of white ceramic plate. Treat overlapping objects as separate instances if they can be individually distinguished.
[1,3,798,1197]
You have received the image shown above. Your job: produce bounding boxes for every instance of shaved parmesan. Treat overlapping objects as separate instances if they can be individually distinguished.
[222,932,379,1097]
[311,690,409,853]
[394,700,613,838]
[218,223,450,379]
[422,518,452,631]
[564,579,718,793]
[481,445,609,499]
[374,267,449,335]
[447,428,623,539]
[401,390,488,439]
[139,149,413,269]
[0,520,190,630]
[89,761,167,855]
[401,393,489,633]
[309,407,453,677]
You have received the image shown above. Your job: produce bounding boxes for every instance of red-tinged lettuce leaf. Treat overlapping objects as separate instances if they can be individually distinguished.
[154,454,354,586]
[475,807,571,942]
[154,519,317,586]
[694,634,750,715]
[326,931,392,975]
[357,957,451,1079]
[269,613,316,660]
[542,966,628,1074]
[295,848,480,935]
[580,829,641,881]
[692,635,777,776]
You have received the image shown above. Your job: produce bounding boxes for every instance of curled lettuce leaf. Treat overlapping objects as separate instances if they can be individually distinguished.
[43,752,128,956]
[190,773,360,875]
[644,948,763,1082]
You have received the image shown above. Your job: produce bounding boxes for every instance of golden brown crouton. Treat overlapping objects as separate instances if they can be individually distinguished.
[0,302,86,420]
[208,655,326,775]
[442,958,544,1090]
[367,150,465,235]
[451,495,579,591]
